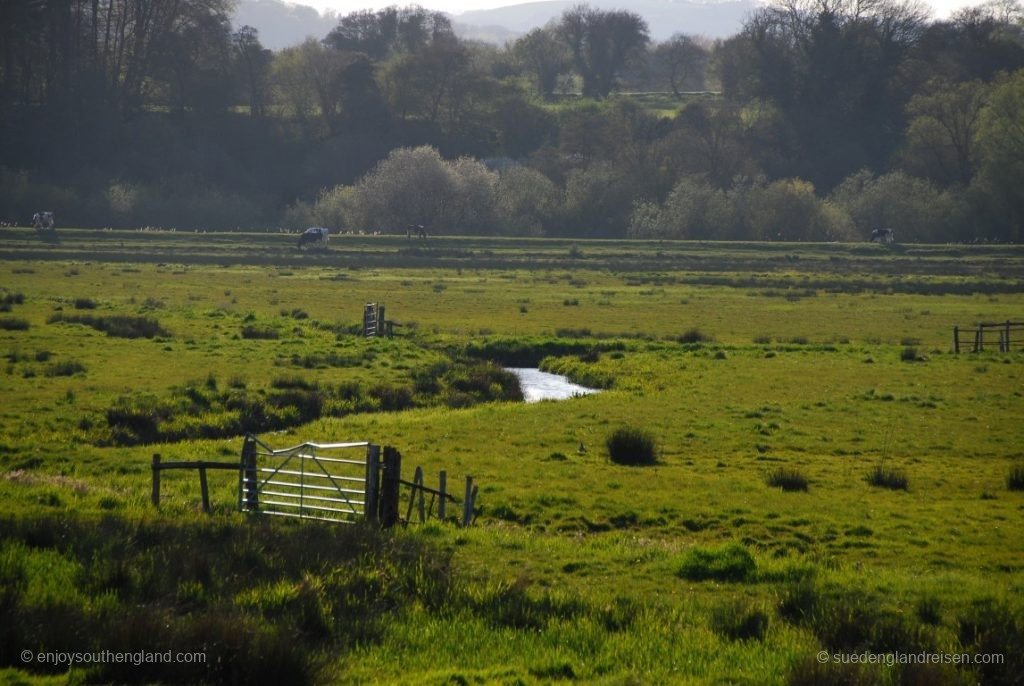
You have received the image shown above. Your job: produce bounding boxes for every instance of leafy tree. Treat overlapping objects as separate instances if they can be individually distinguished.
[557,5,650,97]
[829,170,967,242]
[324,6,454,59]
[651,35,710,98]
[494,166,560,235]
[513,27,570,99]
[973,69,1024,241]
[900,80,989,186]
[233,26,272,118]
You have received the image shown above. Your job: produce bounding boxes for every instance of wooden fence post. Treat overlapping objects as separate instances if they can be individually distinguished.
[364,444,380,524]
[415,466,425,523]
[953,326,959,354]
[1006,321,1012,352]
[462,476,474,527]
[380,447,401,528]
[151,454,161,508]
[198,467,210,514]
[438,470,447,521]
[241,434,259,512]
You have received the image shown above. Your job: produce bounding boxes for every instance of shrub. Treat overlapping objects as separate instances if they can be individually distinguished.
[866,465,909,490]
[1007,465,1024,491]
[766,467,809,492]
[901,346,922,362]
[606,426,657,466]
[678,543,756,582]
[677,328,712,344]
[48,314,167,338]
[73,298,97,309]
[240,325,280,340]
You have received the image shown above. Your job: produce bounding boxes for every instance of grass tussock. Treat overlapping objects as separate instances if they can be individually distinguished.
[766,467,809,492]
[240,324,280,340]
[43,360,87,377]
[677,328,713,344]
[606,426,657,466]
[678,543,756,582]
[0,317,30,330]
[1006,465,1024,491]
[866,465,909,490]
[710,599,770,641]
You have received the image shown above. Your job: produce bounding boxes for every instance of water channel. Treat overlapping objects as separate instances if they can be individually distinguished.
[506,367,600,403]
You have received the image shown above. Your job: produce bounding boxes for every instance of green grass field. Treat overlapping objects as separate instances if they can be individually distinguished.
[1,229,1023,684]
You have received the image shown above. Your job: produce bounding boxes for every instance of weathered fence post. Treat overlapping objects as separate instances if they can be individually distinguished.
[462,476,474,527]
[438,470,447,521]
[377,304,386,337]
[380,446,401,528]
[241,434,259,512]
[974,328,982,353]
[198,466,210,514]
[364,444,380,524]
[953,326,959,354]
[415,466,425,523]
[151,454,161,507]
[1006,321,1013,353]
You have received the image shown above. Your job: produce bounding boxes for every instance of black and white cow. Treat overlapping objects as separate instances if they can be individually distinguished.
[297,227,329,250]
[32,212,55,230]
[406,224,427,239]
[870,228,895,244]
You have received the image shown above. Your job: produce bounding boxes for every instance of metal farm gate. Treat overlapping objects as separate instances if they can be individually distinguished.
[238,434,381,524]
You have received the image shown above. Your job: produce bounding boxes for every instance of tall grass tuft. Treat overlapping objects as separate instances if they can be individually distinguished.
[710,599,769,640]
[765,467,809,492]
[678,543,756,582]
[1007,465,1024,491]
[48,313,167,338]
[606,426,657,466]
[866,465,909,490]
[677,328,712,344]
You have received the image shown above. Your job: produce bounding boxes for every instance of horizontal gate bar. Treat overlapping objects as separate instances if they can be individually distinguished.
[257,468,364,483]
[261,490,366,506]
[260,510,356,524]
[261,499,361,514]
[261,480,364,495]
[294,454,366,465]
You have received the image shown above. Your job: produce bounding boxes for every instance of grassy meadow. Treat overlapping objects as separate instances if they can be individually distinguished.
[1,229,1023,684]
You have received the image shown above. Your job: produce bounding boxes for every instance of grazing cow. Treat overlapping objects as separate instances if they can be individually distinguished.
[406,224,427,239]
[297,227,329,250]
[32,212,55,230]
[870,228,895,244]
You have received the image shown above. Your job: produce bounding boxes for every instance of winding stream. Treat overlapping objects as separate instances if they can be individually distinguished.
[506,368,600,403]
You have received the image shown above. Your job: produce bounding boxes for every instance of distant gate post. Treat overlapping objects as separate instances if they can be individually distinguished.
[364,444,381,524]
[240,434,259,512]
[380,446,402,528]
[953,326,959,354]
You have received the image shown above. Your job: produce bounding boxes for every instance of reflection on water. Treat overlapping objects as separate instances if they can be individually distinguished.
[506,368,600,403]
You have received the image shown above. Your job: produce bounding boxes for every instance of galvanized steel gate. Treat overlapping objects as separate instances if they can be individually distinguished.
[238,433,381,524]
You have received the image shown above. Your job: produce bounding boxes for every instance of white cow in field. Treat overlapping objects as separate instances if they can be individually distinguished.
[32,211,55,230]
[297,226,329,250]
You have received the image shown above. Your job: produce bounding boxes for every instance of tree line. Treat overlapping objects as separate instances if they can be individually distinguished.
[1,0,1022,242]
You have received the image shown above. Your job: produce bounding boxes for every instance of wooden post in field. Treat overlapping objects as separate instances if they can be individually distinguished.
[198,466,210,514]
[438,470,447,520]
[415,466,425,523]
[380,447,401,528]
[377,304,386,338]
[364,444,380,524]
[462,476,474,527]
[1004,321,1012,352]
[241,434,259,512]
[974,328,982,353]
[953,326,959,354]
[151,453,161,507]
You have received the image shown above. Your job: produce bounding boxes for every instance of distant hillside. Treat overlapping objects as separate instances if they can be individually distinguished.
[232,0,337,50]
[454,0,762,41]
[232,0,758,51]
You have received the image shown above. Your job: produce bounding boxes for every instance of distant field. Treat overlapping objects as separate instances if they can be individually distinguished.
[1,230,1022,684]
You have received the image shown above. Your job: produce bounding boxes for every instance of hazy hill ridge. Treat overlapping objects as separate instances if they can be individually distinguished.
[232,0,761,50]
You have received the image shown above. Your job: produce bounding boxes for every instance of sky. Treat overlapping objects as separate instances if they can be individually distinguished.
[297,0,995,20]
